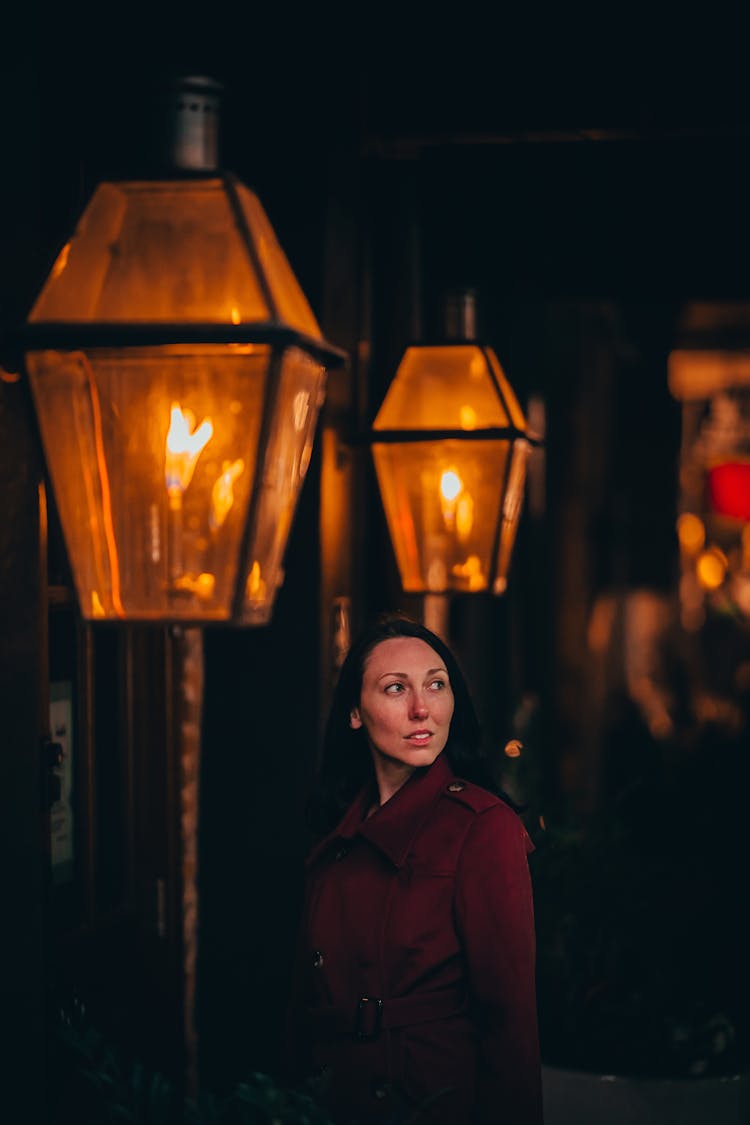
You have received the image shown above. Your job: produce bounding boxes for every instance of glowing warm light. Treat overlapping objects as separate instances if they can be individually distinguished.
[50,242,71,282]
[451,554,484,589]
[293,390,310,431]
[196,573,214,598]
[426,556,448,590]
[246,560,266,600]
[230,306,241,325]
[173,572,216,599]
[452,555,482,577]
[676,512,706,556]
[210,459,245,530]
[440,469,462,502]
[439,468,463,532]
[696,546,728,590]
[504,739,523,758]
[459,404,477,430]
[455,492,474,541]
[165,402,214,494]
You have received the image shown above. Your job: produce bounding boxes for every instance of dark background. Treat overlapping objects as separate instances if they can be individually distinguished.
[5,3,750,1113]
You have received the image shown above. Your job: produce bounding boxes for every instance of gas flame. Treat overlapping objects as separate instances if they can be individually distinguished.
[165,402,213,494]
[210,459,245,530]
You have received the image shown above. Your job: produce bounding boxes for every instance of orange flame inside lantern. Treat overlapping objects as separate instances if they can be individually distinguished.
[165,402,214,496]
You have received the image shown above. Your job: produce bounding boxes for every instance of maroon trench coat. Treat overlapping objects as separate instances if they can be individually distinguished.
[287,753,544,1124]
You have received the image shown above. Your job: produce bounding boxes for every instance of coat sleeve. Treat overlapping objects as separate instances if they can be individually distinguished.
[454,804,544,1125]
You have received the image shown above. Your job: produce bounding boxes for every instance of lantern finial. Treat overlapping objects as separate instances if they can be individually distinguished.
[443,288,477,341]
[161,74,224,173]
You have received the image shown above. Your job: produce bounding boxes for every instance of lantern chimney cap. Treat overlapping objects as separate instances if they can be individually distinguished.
[162,74,224,173]
[443,288,478,341]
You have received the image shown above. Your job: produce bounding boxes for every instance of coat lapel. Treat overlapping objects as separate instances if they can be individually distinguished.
[306,753,457,870]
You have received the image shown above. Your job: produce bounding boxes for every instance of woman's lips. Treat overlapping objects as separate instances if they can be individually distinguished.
[405,730,432,743]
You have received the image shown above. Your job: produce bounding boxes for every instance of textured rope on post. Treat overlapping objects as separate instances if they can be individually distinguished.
[176,625,204,1100]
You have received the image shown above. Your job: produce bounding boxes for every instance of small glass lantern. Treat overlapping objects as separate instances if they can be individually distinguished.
[21,76,346,624]
[371,292,533,596]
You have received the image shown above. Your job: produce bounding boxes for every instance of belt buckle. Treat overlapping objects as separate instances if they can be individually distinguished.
[355,996,383,1041]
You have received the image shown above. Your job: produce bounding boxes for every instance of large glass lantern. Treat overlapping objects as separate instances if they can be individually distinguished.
[21,77,346,624]
[371,293,533,596]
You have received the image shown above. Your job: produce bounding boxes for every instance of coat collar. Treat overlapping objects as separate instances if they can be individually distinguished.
[306,753,457,870]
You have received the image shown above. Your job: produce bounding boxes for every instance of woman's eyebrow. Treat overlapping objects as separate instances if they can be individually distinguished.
[376,666,447,682]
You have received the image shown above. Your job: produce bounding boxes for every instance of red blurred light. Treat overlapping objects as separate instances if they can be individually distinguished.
[707,462,750,521]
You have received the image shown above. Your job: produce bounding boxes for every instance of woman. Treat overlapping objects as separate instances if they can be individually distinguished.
[287,612,544,1124]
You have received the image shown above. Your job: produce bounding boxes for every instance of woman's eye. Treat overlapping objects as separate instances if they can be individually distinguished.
[384,682,404,694]
[430,678,447,690]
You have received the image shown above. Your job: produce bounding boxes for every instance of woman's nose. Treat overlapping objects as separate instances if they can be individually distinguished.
[410,692,428,719]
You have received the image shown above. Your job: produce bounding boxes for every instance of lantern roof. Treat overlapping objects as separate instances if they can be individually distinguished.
[373,342,527,435]
[24,75,346,369]
[29,176,319,333]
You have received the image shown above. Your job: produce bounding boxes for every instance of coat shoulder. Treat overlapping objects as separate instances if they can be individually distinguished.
[442,780,535,855]
[440,777,504,815]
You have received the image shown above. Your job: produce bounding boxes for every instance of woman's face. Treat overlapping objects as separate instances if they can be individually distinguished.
[349,636,455,774]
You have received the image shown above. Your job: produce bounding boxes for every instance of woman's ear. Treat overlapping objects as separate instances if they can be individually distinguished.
[349,707,362,730]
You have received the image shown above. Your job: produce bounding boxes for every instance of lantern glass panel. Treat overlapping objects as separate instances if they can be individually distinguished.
[26,344,270,621]
[29,179,322,338]
[239,346,326,624]
[374,345,521,430]
[486,348,528,431]
[493,438,532,594]
[232,182,321,337]
[371,438,511,593]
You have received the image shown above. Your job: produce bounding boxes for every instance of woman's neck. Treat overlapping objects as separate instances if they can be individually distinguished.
[371,758,416,808]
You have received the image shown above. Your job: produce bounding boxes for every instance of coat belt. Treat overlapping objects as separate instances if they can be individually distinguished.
[307,990,467,1041]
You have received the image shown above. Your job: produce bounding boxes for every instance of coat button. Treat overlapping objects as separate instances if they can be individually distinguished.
[334,845,349,861]
[312,950,324,969]
[447,781,465,792]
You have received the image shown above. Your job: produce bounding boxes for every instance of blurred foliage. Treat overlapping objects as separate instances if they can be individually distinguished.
[47,997,334,1125]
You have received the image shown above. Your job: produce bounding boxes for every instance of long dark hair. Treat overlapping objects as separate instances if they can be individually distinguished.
[307,610,507,837]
